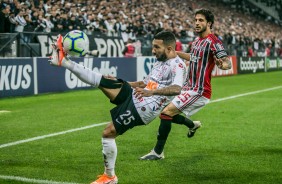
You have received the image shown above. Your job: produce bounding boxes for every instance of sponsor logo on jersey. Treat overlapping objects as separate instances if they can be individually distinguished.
[175,100,181,105]
[141,106,146,111]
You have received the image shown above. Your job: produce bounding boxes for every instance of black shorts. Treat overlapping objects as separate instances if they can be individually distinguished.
[110,80,145,135]
[110,79,132,105]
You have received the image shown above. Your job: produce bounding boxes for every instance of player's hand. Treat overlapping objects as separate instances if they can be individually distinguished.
[134,87,154,99]
[214,56,232,70]
[214,55,223,68]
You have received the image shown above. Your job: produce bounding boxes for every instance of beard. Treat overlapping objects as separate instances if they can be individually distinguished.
[196,25,207,34]
[156,53,168,61]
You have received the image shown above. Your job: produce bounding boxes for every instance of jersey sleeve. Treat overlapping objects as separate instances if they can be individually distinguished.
[171,57,187,87]
[211,38,228,58]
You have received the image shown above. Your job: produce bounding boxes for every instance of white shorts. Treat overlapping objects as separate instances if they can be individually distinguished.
[172,90,210,118]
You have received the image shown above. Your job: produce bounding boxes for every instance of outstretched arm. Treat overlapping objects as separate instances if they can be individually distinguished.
[176,51,191,61]
[214,56,232,70]
[150,84,182,96]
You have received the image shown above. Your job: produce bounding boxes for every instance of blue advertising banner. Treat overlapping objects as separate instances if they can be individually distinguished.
[37,58,71,93]
[37,57,137,94]
[89,57,136,81]
[0,58,34,98]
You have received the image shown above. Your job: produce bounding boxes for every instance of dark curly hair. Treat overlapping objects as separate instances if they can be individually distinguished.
[154,31,176,47]
[195,8,215,29]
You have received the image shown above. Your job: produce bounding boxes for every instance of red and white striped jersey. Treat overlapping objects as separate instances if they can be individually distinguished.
[183,34,228,99]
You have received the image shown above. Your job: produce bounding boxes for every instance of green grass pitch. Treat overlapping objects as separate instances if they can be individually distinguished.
[1,71,282,184]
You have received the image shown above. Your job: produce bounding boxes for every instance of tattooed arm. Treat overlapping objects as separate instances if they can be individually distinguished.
[134,85,182,99]
[214,56,232,70]
[151,84,182,96]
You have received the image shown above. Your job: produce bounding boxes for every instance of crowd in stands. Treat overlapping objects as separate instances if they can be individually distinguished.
[254,0,282,20]
[1,0,282,57]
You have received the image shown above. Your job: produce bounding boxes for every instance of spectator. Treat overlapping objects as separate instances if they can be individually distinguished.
[0,5,11,33]
[122,38,135,57]
[265,43,273,57]
[175,38,183,51]
[34,15,46,32]
[2,0,281,57]
[0,4,13,56]
[247,45,254,57]
[113,17,122,36]
[43,14,54,32]
[14,9,27,33]
[274,37,281,56]
[120,19,129,42]
[23,14,34,43]
[104,17,115,36]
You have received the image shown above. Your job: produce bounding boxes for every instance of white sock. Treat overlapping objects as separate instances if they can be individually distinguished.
[102,138,117,177]
[62,58,102,87]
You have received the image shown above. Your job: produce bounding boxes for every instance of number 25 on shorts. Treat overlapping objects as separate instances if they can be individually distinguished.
[178,92,191,103]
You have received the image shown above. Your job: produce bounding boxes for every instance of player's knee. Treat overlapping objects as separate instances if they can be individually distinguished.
[102,123,117,138]
[100,77,123,89]
[159,113,173,120]
[161,105,173,115]
[161,103,180,117]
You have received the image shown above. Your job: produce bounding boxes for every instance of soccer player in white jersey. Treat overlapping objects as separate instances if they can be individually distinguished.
[49,31,187,184]
[140,8,232,160]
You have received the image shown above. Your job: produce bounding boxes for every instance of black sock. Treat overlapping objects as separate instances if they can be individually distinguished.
[172,114,194,128]
[154,118,172,155]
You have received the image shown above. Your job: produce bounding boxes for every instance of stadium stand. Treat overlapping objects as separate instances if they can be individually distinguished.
[248,0,282,21]
[0,0,281,57]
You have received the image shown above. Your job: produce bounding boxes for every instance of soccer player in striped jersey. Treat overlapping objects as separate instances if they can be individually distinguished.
[49,31,187,184]
[140,8,232,160]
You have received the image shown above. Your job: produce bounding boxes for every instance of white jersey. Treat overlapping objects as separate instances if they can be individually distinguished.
[132,56,187,124]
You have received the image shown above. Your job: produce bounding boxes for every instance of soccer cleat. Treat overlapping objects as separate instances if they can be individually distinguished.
[139,149,164,160]
[187,121,201,138]
[49,34,66,66]
[90,174,118,184]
